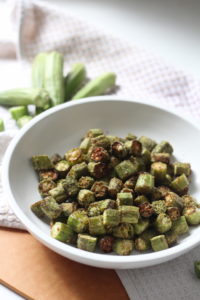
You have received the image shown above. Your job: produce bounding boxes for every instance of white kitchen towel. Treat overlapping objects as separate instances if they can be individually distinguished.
[0,1,200,299]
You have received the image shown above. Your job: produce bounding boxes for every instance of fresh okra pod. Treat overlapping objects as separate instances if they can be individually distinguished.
[65,63,86,100]
[0,119,5,131]
[9,106,28,121]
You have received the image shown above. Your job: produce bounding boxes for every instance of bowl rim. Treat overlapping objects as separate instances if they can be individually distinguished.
[2,96,200,267]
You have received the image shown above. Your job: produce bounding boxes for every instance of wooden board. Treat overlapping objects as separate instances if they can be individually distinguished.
[0,228,129,300]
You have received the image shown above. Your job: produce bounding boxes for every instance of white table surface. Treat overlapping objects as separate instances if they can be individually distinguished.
[1,0,200,298]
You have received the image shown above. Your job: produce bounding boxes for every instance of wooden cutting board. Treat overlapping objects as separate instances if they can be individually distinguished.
[0,228,129,300]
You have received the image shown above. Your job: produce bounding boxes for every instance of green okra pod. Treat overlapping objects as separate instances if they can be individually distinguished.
[38,179,56,197]
[31,200,45,218]
[62,176,80,197]
[150,235,168,251]
[150,162,167,182]
[61,202,78,217]
[77,189,95,207]
[113,223,134,239]
[31,155,53,171]
[103,209,120,227]
[151,200,167,215]
[78,176,94,189]
[139,136,157,151]
[9,106,28,121]
[135,173,154,194]
[154,213,172,233]
[67,210,89,233]
[135,237,149,251]
[32,52,47,88]
[116,192,133,206]
[115,160,138,181]
[152,141,173,155]
[119,205,140,224]
[134,218,149,235]
[183,207,200,225]
[0,119,5,132]
[113,239,134,255]
[72,72,116,100]
[65,63,86,100]
[108,177,123,198]
[89,215,106,235]
[40,196,62,219]
[171,216,189,235]
[48,186,67,203]
[17,115,33,128]
[171,174,189,195]
[77,234,97,252]
[173,162,191,177]
[51,222,76,243]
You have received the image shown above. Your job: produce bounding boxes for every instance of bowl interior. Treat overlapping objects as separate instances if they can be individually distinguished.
[5,98,200,267]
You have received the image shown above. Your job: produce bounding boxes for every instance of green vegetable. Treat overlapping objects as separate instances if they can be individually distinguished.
[51,222,76,243]
[150,235,168,251]
[113,239,134,255]
[77,234,97,252]
[0,119,5,132]
[32,52,47,88]
[9,106,28,121]
[65,63,86,100]
[17,115,33,128]
[31,155,53,171]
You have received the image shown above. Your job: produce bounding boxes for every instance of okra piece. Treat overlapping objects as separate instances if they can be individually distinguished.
[135,173,154,194]
[31,155,53,171]
[119,205,139,224]
[183,207,200,225]
[150,162,167,182]
[89,215,106,235]
[111,141,127,159]
[88,199,116,217]
[116,192,133,206]
[165,192,183,210]
[80,137,91,153]
[38,179,56,197]
[65,63,86,100]
[165,230,178,246]
[139,202,154,218]
[151,187,163,201]
[91,135,111,149]
[9,106,28,121]
[78,176,94,189]
[130,156,145,172]
[90,147,110,163]
[171,216,189,235]
[129,140,142,156]
[167,207,180,221]
[133,195,149,206]
[55,160,71,177]
[151,153,170,164]
[152,141,173,154]
[88,162,107,179]
[67,210,89,233]
[151,200,167,214]
[49,186,67,203]
[134,218,149,235]
[171,174,189,195]
[61,202,77,217]
[173,162,191,177]
[194,261,200,279]
[182,195,199,208]
[31,200,45,218]
[68,162,88,179]
[77,189,95,207]
[103,209,120,227]
[113,239,134,255]
[135,237,149,251]
[86,128,104,138]
[108,178,123,199]
[115,160,138,181]
[99,236,114,253]
[40,196,62,219]
[51,222,76,243]
[44,51,64,106]
[39,170,58,181]
[126,133,137,140]
[139,136,157,151]
[141,148,151,165]
[51,153,62,165]
[140,229,157,247]
[108,156,120,169]
[124,176,137,190]
[72,72,116,99]
[62,176,79,197]
[65,148,84,165]
[0,88,51,109]
[0,119,5,132]
[17,115,33,128]
[150,235,168,251]
[32,52,47,88]
[77,234,97,252]
[113,223,134,239]
[91,181,108,199]
[154,213,172,233]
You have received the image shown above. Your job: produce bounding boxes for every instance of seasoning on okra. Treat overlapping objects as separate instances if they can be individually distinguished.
[30,128,199,255]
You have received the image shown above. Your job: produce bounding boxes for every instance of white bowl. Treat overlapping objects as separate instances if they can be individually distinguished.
[2,97,200,269]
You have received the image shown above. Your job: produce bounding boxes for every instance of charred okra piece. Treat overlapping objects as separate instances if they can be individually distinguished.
[150,162,167,182]
[151,187,162,201]
[32,155,53,170]
[154,213,172,233]
[103,209,120,227]
[77,234,97,252]
[80,137,91,153]
[108,177,123,198]
[62,176,79,197]
[141,148,151,165]
[40,196,62,219]
[134,218,149,235]
[183,207,200,225]
[139,136,157,151]
[152,141,173,154]
[194,261,200,279]
[89,215,106,235]
[90,147,110,162]
[165,192,183,210]
[67,210,88,233]
[77,189,95,207]
[51,222,76,243]
[68,162,88,179]
[135,173,154,194]
[171,216,189,235]
[78,176,94,189]
[135,237,149,251]
[31,200,45,218]
[99,236,114,253]
[124,176,137,189]
[134,195,149,206]
[171,174,189,195]
[91,181,108,199]
[182,195,199,208]
[111,141,127,159]
[39,170,58,181]
[65,148,84,165]
[61,202,78,217]
[88,162,107,178]
[51,153,62,165]
[150,235,168,251]
[116,192,133,206]
[113,223,134,239]
[173,163,191,177]
[54,159,71,178]
[167,207,180,221]
[151,153,170,164]
[139,202,154,218]
[38,179,56,197]
[165,230,177,246]
[115,160,138,181]
[88,199,116,217]
[119,206,139,224]
[113,239,134,255]
[91,135,111,150]
[49,186,67,203]
[157,185,172,197]
[151,200,167,215]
